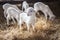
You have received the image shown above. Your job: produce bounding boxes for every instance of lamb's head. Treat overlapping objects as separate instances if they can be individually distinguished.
[49,15,56,21]
[3,3,12,10]
[22,1,29,10]
[23,1,27,3]
[3,3,17,10]
[26,7,36,16]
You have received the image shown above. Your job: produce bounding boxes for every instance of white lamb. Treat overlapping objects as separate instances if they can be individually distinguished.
[34,2,56,21]
[3,3,21,18]
[6,7,22,25]
[18,7,36,31]
[22,1,29,11]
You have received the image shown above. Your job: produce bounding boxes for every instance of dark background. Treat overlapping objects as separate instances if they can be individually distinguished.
[0,0,60,4]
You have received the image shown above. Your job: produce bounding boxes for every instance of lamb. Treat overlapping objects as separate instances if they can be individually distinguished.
[34,2,56,21]
[22,1,29,11]
[3,3,20,11]
[18,7,36,31]
[3,3,21,18]
[6,7,22,25]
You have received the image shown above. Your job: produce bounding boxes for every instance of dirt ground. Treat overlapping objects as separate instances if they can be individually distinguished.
[0,1,60,40]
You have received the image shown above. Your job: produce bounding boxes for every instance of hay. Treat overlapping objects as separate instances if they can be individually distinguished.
[0,16,60,40]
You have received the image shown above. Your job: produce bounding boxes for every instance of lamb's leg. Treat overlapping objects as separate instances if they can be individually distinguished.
[44,12,48,20]
[37,12,40,17]
[6,16,9,25]
[16,17,19,23]
[32,24,35,32]
[25,8,26,12]
[22,6,23,11]
[18,23,22,30]
[18,19,22,30]
[4,10,7,18]
[48,10,56,21]
[11,17,16,24]
[19,23,22,30]
[26,23,30,31]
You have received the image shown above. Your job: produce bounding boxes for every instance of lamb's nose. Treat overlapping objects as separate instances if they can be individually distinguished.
[27,14,30,16]
[27,13,32,16]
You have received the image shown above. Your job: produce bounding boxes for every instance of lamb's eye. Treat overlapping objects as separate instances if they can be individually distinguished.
[30,10,32,12]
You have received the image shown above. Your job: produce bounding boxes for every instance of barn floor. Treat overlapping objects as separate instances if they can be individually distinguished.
[0,1,60,40]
